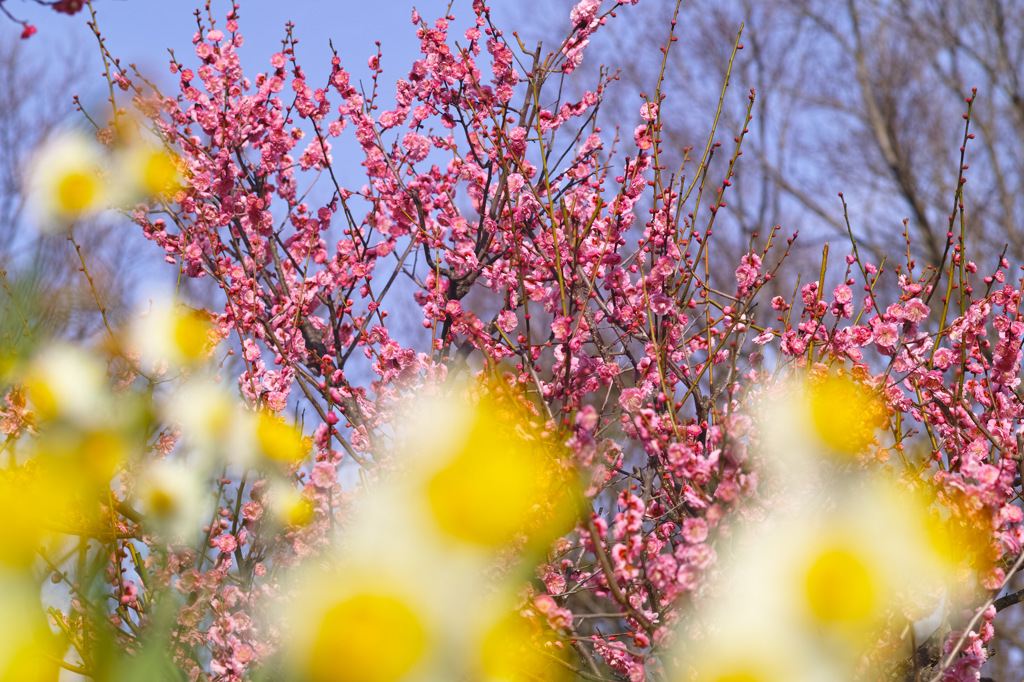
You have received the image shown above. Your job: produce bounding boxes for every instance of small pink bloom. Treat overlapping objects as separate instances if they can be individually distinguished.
[570,0,601,27]
[242,338,260,362]
[833,285,852,304]
[538,564,567,595]
[903,298,929,322]
[619,387,644,412]
[873,322,899,349]
[551,316,573,341]
[633,125,652,150]
[310,462,337,488]
[800,282,819,307]
[682,518,708,543]
[648,292,673,316]
[241,502,262,522]
[212,534,237,553]
[534,594,557,613]
[576,404,598,431]
[735,263,757,290]
[266,391,288,412]
[506,172,524,194]
[497,310,517,333]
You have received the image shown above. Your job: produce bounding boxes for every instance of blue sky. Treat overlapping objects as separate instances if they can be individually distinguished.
[18,0,537,105]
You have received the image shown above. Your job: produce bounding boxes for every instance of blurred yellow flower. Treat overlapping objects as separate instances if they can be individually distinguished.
[0,576,60,681]
[0,475,48,569]
[34,426,130,486]
[476,608,572,682]
[803,545,876,623]
[308,593,426,682]
[925,504,994,575]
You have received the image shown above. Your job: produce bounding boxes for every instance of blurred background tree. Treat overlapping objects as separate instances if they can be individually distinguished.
[520,0,1024,278]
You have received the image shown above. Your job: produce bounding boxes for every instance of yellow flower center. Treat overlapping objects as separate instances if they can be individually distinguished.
[308,594,426,682]
[172,310,212,362]
[256,413,307,463]
[804,547,874,623]
[810,373,882,454]
[143,151,180,197]
[57,171,98,213]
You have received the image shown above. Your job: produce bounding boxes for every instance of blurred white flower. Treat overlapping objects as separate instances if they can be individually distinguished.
[111,143,183,205]
[756,369,889,508]
[129,299,217,372]
[134,458,206,542]
[270,381,582,681]
[394,387,579,553]
[264,477,315,529]
[22,343,110,425]
[164,378,244,459]
[283,566,437,682]
[675,608,844,682]
[702,477,949,675]
[277,530,480,682]
[24,130,108,231]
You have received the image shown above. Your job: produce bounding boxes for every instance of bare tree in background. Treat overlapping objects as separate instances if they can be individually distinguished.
[520,0,1024,274]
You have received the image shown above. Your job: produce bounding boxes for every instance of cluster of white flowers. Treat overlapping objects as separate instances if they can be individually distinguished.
[277,385,579,682]
[670,373,955,681]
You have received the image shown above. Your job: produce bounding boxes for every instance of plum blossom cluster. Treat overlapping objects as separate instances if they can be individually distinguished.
[5,0,1024,680]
